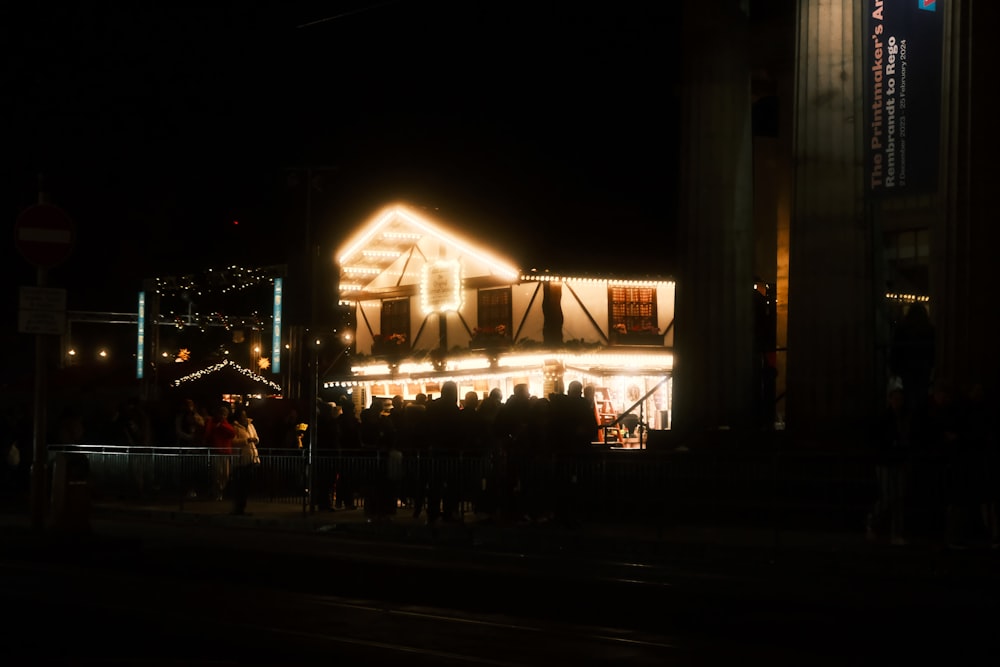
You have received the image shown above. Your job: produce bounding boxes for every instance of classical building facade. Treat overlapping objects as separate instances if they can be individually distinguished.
[673,0,997,441]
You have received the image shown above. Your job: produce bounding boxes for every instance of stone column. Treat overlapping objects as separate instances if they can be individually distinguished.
[785,0,877,438]
[935,0,1000,389]
[673,0,755,435]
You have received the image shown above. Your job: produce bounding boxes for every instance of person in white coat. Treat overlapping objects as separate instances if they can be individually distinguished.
[231,408,261,515]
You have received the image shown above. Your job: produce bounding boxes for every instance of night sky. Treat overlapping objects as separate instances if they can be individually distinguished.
[4,1,680,316]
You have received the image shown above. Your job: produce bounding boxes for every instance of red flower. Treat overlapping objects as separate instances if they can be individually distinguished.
[375,333,407,345]
[473,324,509,339]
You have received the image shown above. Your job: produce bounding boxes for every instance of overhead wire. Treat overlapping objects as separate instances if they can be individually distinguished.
[296,0,404,29]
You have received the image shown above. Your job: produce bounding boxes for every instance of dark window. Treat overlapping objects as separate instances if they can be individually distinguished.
[380,299,410,340]
[752,95,779,138]
[477,288,512,334]
[609,286,658,334]
[884,228,930,296]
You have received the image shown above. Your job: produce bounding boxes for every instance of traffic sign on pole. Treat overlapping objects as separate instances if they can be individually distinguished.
[18,286,68,335]
[14,203,76,268]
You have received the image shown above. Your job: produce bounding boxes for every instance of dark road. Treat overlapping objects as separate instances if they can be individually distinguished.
[1,512,997,665]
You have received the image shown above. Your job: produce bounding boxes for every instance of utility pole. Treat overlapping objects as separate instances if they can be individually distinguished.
[283,165,337,514]
[15,175,75,531]
[30,178,50,532]
[282,165,338,400]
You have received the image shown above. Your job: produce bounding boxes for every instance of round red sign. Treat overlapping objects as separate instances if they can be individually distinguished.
[14,203,76,268]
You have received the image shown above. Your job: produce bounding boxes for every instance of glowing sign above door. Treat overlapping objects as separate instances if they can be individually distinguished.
[421,260,462,314]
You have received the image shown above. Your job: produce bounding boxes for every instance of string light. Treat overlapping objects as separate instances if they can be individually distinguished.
[170,359,282,393]
[153,265,284,296]
[885,292,930,303]
[160,311,267,331]
[150,264,284,333]
[342,348,673,383]
[522,273,675,287]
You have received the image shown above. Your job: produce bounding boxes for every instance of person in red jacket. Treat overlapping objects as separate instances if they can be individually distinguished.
[204,404,236,500]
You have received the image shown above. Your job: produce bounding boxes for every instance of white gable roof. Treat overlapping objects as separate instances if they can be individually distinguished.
[337,203,521,302]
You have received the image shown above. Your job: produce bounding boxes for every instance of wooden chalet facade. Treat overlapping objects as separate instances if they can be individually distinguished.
[328,204,675,438]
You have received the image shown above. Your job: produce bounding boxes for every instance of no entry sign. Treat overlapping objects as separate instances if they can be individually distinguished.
[14,203,76,268]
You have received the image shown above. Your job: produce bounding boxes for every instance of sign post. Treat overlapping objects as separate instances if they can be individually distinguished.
[18,287,67,335]
[14,200,76,530]
[15,203,76,268]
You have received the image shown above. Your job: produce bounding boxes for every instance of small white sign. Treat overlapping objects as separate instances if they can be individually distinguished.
[18,286,68,335]
[18,308,66,335]
[19,286,67,312]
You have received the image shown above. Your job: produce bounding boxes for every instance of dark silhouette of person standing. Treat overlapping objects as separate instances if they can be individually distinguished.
[889,302,935,422]
[334,399,362,510]
[405,393,430,517]
[473,388,505,518]
[424,381,463,522]
[494,384,533,522]
[174,398,205,448]
[204,404,236,501]
[867,386,912,544]
[920,378,964,546]
[359,396,395,518]
[312,402,340,512]
[958,381,999,547]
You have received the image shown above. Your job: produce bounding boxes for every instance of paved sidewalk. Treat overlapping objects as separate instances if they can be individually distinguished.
[4,491,997,583]
[69,496,999,581]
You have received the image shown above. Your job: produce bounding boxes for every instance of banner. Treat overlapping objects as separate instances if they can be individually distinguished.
[272,278,283,374]
[864,0,943,195]
[137,291,145,379]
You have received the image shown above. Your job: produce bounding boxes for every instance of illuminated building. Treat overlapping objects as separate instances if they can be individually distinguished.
[328,204,676,443]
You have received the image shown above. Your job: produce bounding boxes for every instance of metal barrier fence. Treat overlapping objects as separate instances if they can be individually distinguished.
[45,443,913,531]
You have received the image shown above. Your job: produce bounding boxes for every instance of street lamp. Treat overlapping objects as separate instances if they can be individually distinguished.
[304,327,353,515]
[305,335,323,515]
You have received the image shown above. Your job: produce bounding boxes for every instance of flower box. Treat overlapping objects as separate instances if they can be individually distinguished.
[372,335,408,357]
[610,331,664,346]
[470,333,511,350]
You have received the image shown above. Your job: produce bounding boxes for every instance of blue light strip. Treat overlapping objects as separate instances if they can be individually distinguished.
[272,278,282,373]
[137,291,145,379]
